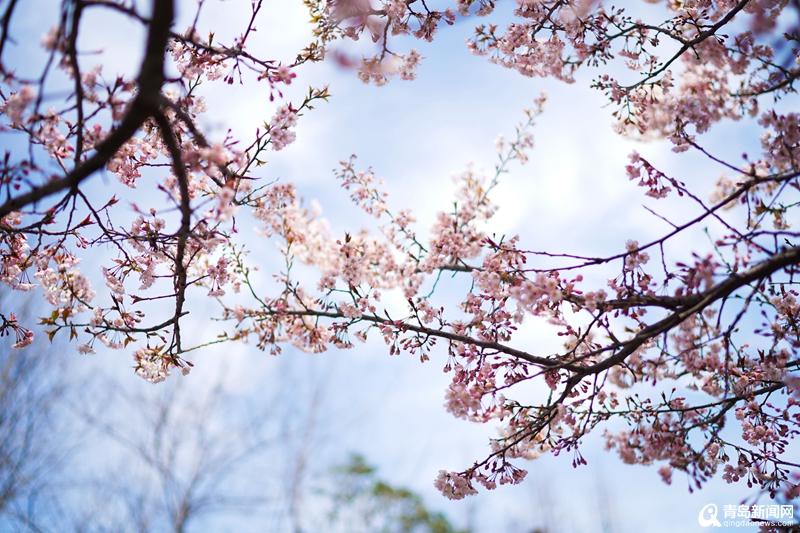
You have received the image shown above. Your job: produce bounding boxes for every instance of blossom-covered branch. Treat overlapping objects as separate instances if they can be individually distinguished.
[1,0,799,517]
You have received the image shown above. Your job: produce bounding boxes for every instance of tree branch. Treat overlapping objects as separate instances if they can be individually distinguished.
[0,0,174,218]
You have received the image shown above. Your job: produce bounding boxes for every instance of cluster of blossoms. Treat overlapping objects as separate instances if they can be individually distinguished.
[133,346,192,384]
[309,0,456,85]
[34,254,96,317]
[168,35,227,82]
[445,363,499,421]
[0,85,36,126]
[1,312,34,349]
[355,48,424,84]
[626,151,673,199]
[434,470,479,500]
[0,212,32,291]
[268,104,299,151]
[206,256,231,297]
[434,455,527,499]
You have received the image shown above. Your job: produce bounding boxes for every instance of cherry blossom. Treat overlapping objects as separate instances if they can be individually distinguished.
[0,0,799,513]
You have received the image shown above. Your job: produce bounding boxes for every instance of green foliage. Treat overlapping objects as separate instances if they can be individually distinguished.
[328,454,470,533]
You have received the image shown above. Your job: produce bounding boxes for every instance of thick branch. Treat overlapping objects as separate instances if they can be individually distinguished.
[0,0,19,67]
[152,109,191,355]
[585,245,800,376]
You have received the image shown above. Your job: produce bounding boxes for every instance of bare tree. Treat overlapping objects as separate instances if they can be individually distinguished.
[71,370,282,533]
[0,289,73,532]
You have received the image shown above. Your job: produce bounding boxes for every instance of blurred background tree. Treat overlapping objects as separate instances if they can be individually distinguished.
[326,454,470,533]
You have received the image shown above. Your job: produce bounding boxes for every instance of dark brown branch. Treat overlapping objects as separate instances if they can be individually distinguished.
[585,245,800,376]
[152,109,191,355]
[67,0,86,164]
[0,0,19,68]
[521,168,800,273]
[254,307,583,371]
[621,0,752,90]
